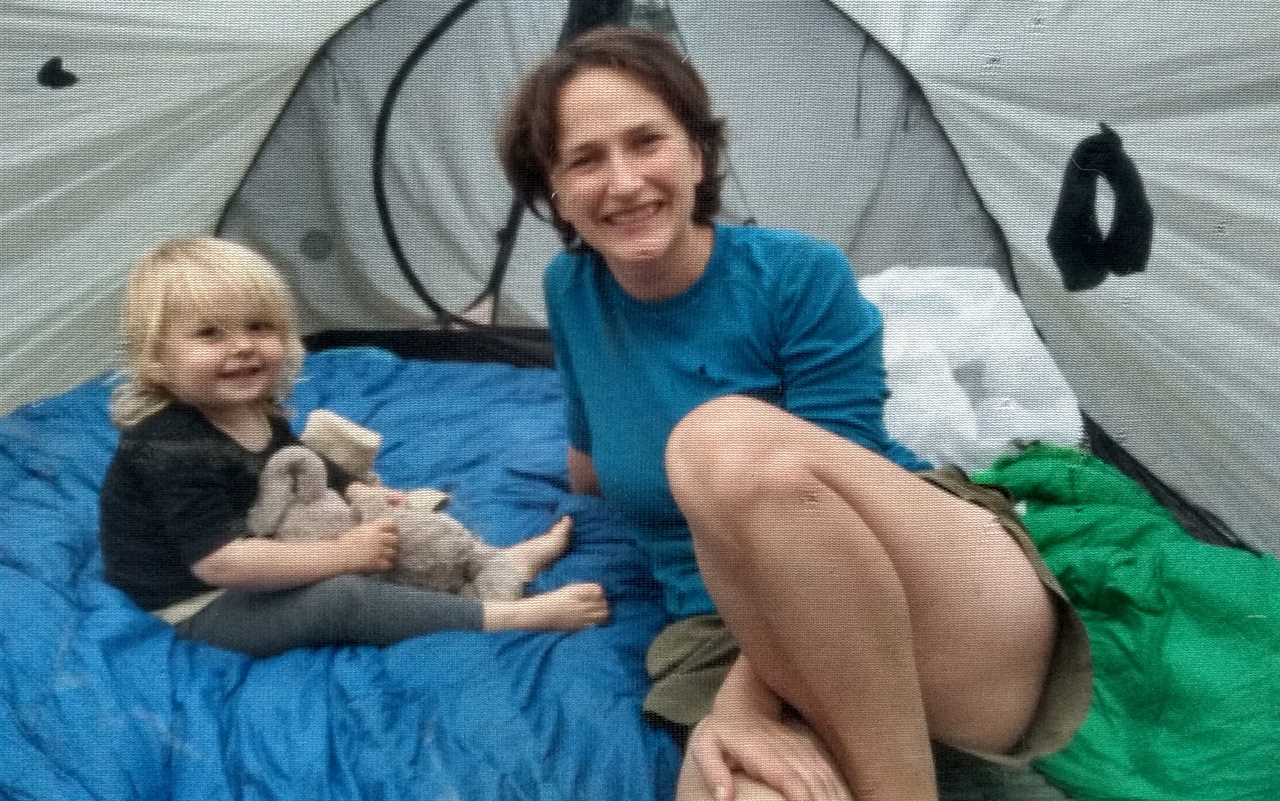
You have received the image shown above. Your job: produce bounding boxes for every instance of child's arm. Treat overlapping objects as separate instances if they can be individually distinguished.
[192,518,398,591]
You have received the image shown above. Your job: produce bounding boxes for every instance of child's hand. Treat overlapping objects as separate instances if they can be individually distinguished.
[338,518,399,573]
[346,481,407,509]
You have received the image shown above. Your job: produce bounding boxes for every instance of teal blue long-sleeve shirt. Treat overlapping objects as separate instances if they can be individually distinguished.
[545,223,928,618]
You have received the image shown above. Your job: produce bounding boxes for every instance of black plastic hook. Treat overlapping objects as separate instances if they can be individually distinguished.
[38,57,78,89]
[1047,123,1154,291]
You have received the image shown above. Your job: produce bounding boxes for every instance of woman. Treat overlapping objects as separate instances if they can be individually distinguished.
[498,26,1091,801]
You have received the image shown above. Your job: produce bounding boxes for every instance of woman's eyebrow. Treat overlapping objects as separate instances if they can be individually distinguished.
[560,139,598,156]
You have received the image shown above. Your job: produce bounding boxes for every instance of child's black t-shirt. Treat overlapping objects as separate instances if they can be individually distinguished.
[98,403,350,611]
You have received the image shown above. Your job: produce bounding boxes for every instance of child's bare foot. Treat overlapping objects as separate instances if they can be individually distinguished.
[504,516,573,582]
[482,582,608,632]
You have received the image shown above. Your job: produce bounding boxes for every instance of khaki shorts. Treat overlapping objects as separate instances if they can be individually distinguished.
[643,465,1092,767]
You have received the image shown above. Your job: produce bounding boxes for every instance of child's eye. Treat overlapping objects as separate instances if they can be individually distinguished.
[194,325,221,339]
[247,319,276,333]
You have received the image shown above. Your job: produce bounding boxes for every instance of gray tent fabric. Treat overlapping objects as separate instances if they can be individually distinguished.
[1,1,371,411]
[220,0,1010,329]
[843,1,1280,556]
[219,2,567,329]
[2,3,1276,555]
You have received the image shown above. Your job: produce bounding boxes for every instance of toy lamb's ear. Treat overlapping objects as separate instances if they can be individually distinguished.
[248,445,329,536]
[299,409,381,481]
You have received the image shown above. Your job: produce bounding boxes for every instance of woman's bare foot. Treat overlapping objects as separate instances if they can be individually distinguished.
[482,582,608,631]
[504,516,574,582]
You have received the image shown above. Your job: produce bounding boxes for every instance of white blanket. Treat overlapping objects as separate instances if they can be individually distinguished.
[862,267,1082,471]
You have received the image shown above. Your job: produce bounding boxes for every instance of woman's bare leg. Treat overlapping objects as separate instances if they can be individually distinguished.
[665,396,1058,801]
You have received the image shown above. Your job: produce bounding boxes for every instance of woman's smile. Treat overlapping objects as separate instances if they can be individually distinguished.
[550,67,712,300]
[605,202,657,222]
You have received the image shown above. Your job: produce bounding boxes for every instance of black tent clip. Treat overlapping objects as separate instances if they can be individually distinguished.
[38,57,78,89]
[1047,123,1154,291]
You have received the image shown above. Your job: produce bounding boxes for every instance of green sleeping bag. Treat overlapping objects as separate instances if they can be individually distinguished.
[974,444,1280,801]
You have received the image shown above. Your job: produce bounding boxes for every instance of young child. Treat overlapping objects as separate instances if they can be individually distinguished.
[98,236,608,657]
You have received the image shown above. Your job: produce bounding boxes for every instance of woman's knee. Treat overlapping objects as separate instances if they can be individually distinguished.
[665,396,847,524]
[666,397,788,507]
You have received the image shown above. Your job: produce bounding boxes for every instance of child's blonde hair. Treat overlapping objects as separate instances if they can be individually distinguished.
[110,237,305,427]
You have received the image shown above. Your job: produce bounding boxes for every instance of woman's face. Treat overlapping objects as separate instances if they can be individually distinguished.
[549,67,708,296]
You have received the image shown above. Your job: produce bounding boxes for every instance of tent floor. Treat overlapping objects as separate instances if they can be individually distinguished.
[305,327,554,368]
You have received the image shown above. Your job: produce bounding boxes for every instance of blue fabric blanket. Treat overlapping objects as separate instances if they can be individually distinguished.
[0,348,681,801]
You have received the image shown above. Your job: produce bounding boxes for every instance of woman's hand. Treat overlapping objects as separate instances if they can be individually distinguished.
[689,659,852,801]
[337,518,399,573]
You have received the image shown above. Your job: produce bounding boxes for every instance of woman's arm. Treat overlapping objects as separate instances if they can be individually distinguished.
[567,447,602,495]
[546,265,600,495]
[710,652,784,717]
[191,519,398,591]
[687,655,851,801]
[773,242,926,470]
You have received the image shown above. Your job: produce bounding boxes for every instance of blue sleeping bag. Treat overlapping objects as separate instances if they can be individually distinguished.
[0,348,681,800]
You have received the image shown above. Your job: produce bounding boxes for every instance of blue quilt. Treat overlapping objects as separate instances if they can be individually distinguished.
[0,347,681,801]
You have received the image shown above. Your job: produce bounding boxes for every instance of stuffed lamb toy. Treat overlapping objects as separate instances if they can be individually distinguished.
[298,408,449,511]
[248,444,525,600]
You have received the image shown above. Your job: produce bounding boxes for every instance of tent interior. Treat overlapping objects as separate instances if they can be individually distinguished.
[2,2,1277,800]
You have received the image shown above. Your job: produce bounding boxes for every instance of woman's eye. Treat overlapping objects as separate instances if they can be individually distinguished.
[633,131,665,151]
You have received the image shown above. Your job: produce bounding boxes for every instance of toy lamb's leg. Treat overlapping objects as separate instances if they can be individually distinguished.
[387,512,480,595]
[465,516,575,600]
[463,548,526,601]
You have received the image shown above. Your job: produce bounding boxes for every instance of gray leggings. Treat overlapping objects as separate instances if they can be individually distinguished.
[174,574,484,657]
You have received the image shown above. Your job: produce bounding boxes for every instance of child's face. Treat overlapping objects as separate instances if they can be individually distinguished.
[154,309,286,414]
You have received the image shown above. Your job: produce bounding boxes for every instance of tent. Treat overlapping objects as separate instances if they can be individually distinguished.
[2,2,1278,800]
[6,0,1277,556]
